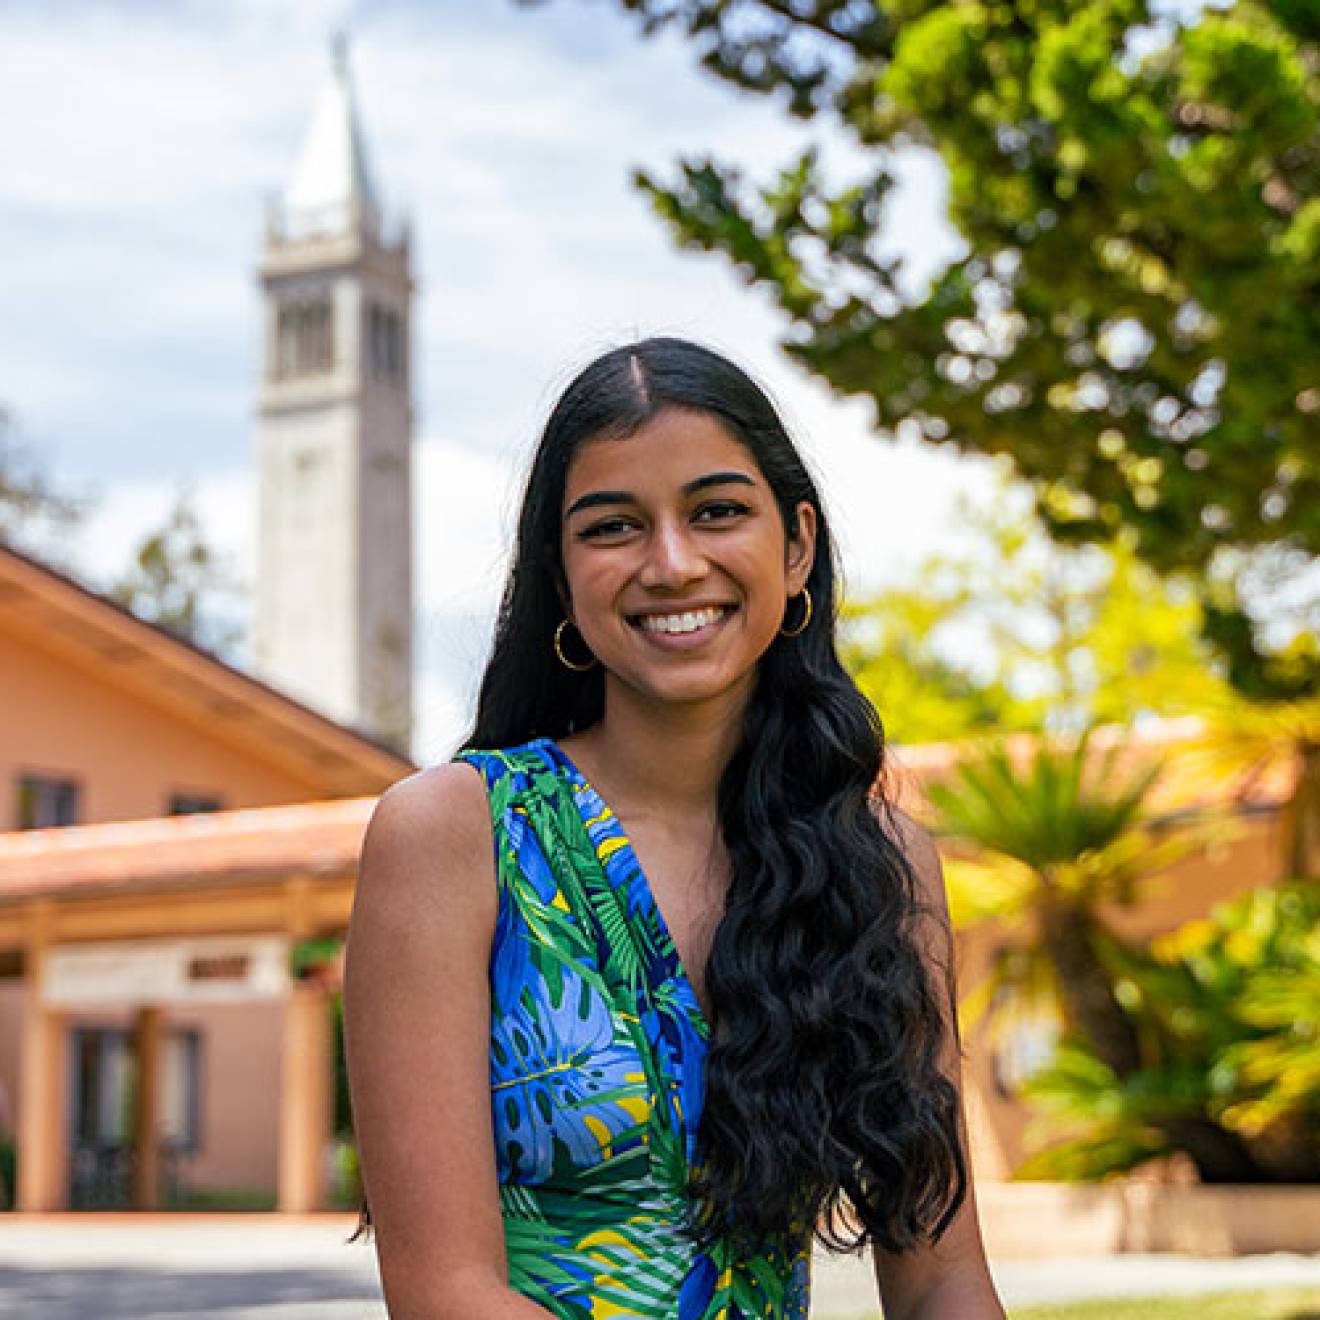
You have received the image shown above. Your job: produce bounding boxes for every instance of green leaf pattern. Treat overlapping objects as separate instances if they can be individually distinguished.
[455,738,811,1318]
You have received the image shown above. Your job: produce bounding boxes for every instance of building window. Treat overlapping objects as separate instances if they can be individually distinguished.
[368,303,402,380]
[73,1028,132,1148]
[168,793,224,815]
[16,774,80,829]
[275,295,334,378]
[72,1027,202,1153]
[69,1026,203,1206]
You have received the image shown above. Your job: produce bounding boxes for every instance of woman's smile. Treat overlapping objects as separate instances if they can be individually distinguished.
[628,603,738,648]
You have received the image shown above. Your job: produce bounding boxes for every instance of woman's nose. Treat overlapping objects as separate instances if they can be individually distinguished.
[638,519,706,587]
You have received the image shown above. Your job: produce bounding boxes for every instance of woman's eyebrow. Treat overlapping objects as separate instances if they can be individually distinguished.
[564,470,756,519]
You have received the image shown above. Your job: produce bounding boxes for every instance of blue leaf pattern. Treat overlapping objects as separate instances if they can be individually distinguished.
[455,738,811,1319]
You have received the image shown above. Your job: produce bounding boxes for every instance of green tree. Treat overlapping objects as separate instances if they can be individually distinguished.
[930,726,1264,1179]
[844,467,1320,878]
[842,467,1222,744]
[935,728,1171,1075]
[109,490,244,656]
[531,0,1319,677]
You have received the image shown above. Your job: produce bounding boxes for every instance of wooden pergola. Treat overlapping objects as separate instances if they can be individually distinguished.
[0,796,374,1212]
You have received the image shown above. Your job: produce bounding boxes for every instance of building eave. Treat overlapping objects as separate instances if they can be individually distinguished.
[0,795,375,904]
[0,542,416,797]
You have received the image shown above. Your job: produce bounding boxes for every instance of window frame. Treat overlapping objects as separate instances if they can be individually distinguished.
[15,771,81,830]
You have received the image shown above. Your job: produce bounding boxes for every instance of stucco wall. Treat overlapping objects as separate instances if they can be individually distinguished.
[175,1000,283,1196]
[0,629,321,828]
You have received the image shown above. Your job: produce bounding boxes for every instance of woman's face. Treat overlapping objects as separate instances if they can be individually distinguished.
[558,406,816,712]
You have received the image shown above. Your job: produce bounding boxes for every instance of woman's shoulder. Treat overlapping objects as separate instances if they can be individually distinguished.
[362,737,553,850]
[356,763,494,901]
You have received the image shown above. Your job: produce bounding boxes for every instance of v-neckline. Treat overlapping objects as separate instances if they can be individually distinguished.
[539,736,715,1030]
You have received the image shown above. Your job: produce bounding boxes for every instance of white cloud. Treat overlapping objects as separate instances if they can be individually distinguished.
[411,434,517,757]
[415,434,520,620]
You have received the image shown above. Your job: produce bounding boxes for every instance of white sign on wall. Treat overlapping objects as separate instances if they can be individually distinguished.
[43,935,291,1007]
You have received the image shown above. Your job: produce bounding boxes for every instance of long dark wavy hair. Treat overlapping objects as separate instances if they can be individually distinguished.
[356,336,967,1254]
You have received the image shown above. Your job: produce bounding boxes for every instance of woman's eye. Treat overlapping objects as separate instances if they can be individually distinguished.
[696,501,749,522]
[578,503,747,540]
[579,518,634,539]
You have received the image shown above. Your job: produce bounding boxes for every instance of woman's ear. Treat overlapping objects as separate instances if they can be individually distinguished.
[787,500,817,592]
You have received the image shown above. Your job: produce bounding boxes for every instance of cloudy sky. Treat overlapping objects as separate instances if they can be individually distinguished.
[1,0,1003,761]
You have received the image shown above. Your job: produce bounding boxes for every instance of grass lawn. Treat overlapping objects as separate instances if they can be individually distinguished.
[820,1288,1320,1319]
[1008,1289,1320,1319]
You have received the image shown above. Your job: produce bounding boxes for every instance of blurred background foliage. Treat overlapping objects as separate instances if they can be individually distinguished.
[1018,882,1320,1181]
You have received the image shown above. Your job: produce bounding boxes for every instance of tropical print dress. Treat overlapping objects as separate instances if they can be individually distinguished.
[454,736,811,1319]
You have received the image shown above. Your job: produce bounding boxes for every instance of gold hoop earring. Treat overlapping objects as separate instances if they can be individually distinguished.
[554,618,598,672]
[779,586,812,638]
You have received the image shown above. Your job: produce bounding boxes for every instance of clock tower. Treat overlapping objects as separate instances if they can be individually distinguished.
[253,37,413,754]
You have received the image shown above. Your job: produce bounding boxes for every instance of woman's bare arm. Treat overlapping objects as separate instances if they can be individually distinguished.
[871,808,1006,1320]
[343,764,555,1319]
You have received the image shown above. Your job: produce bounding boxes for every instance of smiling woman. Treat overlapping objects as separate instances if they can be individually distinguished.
[557,407,815,717]
[343,338,1006,1320]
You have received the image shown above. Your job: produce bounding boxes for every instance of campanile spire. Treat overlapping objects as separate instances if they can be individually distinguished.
[280,34,382,238]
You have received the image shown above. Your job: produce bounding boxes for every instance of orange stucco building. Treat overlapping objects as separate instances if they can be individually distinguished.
[0,542,412,1212]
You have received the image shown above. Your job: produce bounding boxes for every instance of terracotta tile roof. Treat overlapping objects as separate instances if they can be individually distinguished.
[0,797,377,902]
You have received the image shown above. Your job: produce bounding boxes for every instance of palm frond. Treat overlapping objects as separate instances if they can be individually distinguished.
[927,724,1165,871]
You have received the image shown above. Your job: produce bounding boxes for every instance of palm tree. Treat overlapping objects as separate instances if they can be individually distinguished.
[927,722,1261,1181]
[933,725,1163,1070]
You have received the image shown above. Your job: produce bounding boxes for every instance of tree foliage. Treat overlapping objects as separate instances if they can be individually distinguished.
[2,410,242,658]
[528,0,1320,697]
[933,726,1175,1076]
[841,467,1224,744]
[845,468,1320,878]
[928,722,1271,1179]
[109,490,244,656]
[1019,882,1320,1181]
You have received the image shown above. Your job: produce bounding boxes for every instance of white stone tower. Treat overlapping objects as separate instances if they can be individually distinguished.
[254,36,413,754]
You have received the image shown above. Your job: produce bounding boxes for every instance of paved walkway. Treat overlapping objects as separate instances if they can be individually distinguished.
[816,1242,1320,1313]
[1,1215,1319,1317]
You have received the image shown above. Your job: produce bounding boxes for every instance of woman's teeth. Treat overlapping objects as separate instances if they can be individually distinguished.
[635,606,729,635]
